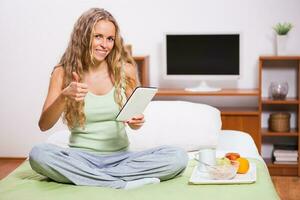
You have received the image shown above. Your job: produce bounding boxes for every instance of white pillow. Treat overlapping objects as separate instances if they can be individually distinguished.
[127,101,221,152]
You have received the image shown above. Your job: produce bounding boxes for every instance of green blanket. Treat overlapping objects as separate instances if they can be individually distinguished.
[0,159,279,200]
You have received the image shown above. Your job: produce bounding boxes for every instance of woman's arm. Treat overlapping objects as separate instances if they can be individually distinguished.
[38,67,88,131]
[38,67,66,131]
[123,63,145,130]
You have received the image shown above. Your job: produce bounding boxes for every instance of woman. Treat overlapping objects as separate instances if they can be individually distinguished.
[29,8,188,189]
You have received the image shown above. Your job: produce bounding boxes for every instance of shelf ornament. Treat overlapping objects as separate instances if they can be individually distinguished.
[273,22,293,55]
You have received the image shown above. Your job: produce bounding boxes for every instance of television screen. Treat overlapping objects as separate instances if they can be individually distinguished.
[166,34,239,75]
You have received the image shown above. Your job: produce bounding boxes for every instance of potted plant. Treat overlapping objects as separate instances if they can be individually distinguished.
[273,22,293,55]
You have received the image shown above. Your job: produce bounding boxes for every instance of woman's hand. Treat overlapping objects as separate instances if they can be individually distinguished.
[126,114,145,130]
[62,72,88,102]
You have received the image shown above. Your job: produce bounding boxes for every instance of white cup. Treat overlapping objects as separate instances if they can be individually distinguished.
[196,148,216,172]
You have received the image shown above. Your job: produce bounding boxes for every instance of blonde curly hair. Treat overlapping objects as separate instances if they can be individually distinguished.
[58,8,137,128]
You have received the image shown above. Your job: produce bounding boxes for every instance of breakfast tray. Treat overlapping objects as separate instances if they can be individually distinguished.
[189,163,256,185]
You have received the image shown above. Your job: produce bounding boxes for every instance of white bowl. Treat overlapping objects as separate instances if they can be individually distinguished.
[207,161,239,180]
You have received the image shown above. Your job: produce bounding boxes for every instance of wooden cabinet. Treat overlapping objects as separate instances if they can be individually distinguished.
[259,56,300,176]
[221,114,260,149]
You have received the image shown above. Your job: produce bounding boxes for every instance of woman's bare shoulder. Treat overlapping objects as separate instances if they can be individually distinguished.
[51,65,65,79]
[49,65,65,90]
[52,65,64,75]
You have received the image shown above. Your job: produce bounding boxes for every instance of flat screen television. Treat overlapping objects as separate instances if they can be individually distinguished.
[164,34,240,91]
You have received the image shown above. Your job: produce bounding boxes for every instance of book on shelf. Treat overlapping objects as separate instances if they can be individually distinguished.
[273,149,298,157]
[274,156,298,162]
[272,144,298,163]
[273,161,298,165]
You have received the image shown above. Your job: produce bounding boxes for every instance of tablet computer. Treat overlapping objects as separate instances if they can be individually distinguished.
[116,86,158,121]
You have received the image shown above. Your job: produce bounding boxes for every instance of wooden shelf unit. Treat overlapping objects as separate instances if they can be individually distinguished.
[259,56,300,176]
[261,128,299,137]
[262,98,299,105]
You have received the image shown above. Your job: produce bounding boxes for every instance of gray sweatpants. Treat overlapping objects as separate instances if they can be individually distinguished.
[29,143,188,189]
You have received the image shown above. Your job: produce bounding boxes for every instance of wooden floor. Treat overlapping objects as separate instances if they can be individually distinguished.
[271,176,300,200]
[0,158,26,180]
[0,158,299,200]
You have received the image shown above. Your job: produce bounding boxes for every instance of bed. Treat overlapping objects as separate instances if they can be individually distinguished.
[0,101,280,200]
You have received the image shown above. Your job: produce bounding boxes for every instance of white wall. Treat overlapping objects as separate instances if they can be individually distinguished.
[1,0,300,157]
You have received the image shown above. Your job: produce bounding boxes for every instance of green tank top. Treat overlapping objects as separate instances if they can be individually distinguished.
[68,87,129,154]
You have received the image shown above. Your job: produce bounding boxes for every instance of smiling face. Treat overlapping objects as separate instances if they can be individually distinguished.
[91,20,116,63]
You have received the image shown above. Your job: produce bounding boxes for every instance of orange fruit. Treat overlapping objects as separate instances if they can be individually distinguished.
[236,157,249,174]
